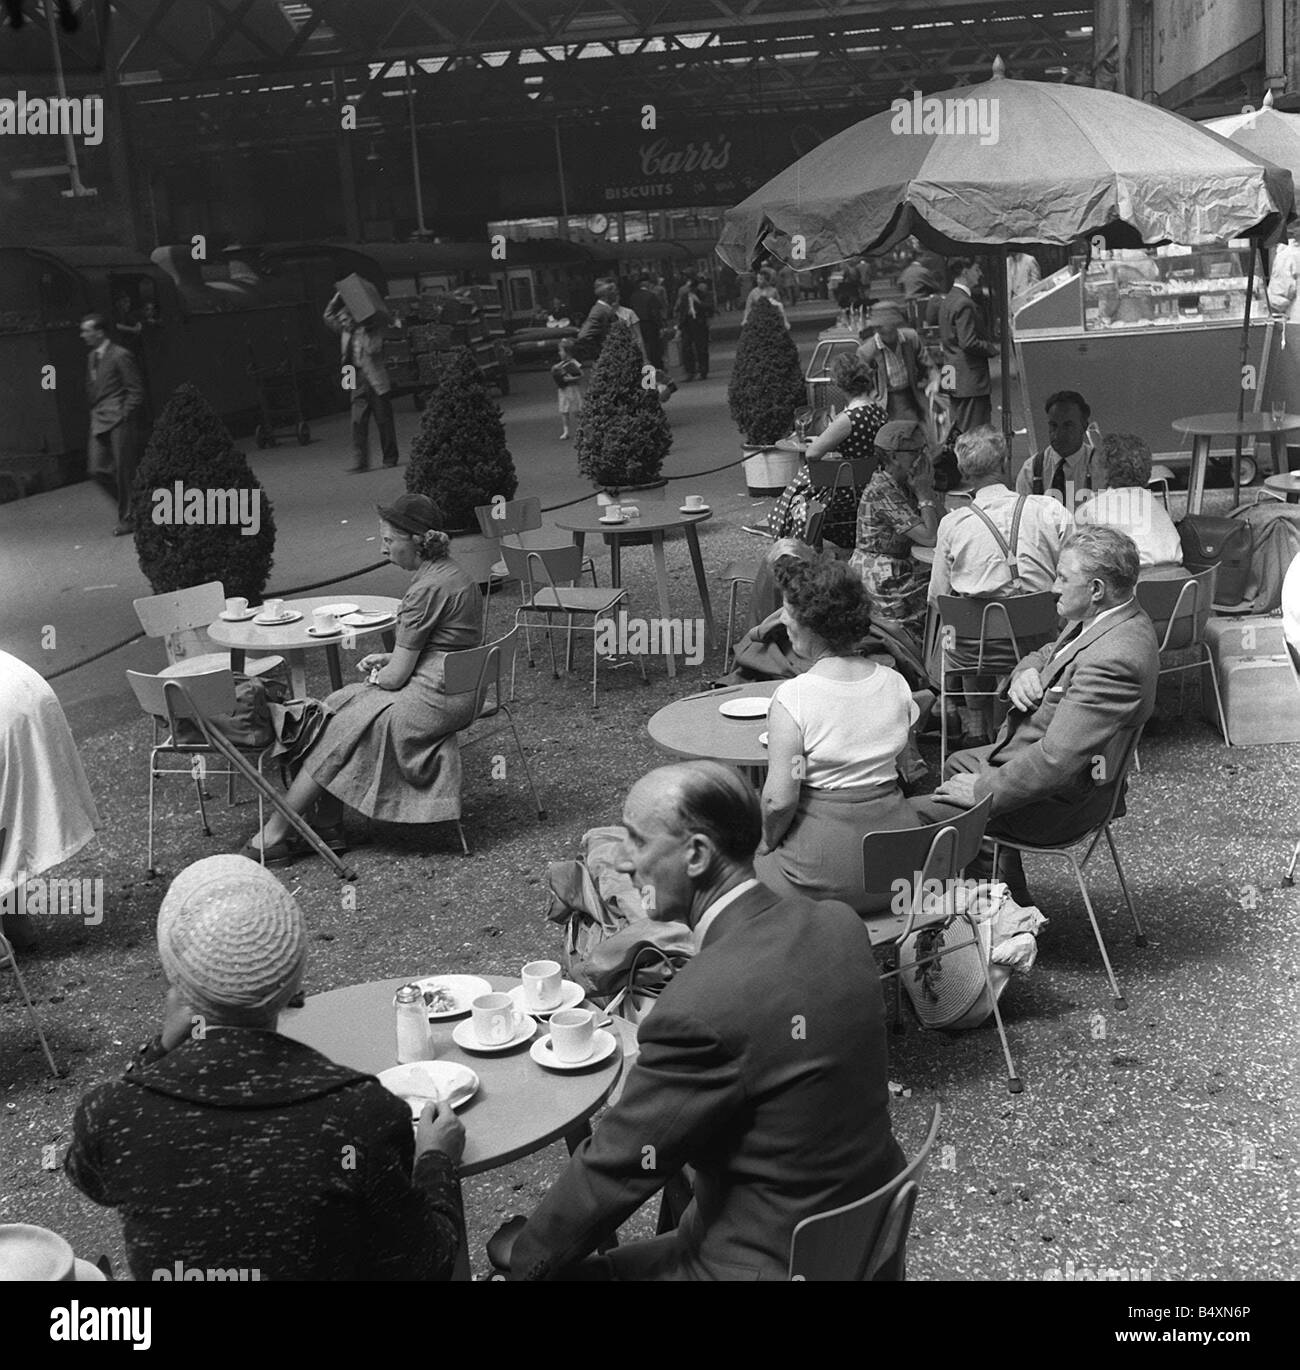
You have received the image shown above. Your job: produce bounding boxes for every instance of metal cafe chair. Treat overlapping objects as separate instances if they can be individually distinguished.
[0,828,62,1078]
[133,580,285,681]
[442,629,546,855]
[788,1104,941,1281]
[1134,566,1225,741]
[990,727,1147,1011]
[1282,639,1300,888]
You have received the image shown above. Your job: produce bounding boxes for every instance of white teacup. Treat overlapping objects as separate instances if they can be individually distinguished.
[549,1008,595,1064]
[471,992,525,1046]
[521,959,563,1012]
[684,494,705,510]
[261,598,284,619]
[312,607,340,635]
[225,596,248,617]
[605,503,622,521]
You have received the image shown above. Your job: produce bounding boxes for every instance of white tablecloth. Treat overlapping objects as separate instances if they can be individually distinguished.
[0,652,100,883]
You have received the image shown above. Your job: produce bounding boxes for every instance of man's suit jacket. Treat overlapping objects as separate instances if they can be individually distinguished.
[973,600,1158,838]
[627,287,663,330]
[511,882,903,1281]
[323,303,390,395]
[575,299,618,361]
[856,327,936,415]
[87,342,143,436]
[938,286,998,397]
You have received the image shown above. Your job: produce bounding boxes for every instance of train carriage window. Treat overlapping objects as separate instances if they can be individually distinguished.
[509,276,535,313]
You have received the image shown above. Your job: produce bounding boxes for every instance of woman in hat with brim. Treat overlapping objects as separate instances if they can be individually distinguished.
[849,419,940,642]
[64,856,466,1280]
[242,494,483,863]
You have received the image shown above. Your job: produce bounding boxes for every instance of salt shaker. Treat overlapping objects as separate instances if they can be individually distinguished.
[394,984,433,1063]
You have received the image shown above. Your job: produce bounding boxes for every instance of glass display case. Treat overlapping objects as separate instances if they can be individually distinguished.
[1079,244,1265,332]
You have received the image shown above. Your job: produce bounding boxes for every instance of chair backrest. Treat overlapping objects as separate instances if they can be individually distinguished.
[500,541,582,591]
[475,497,542,541]
[443,629,519,714]
[1095,725,1145,828]
[803,499,826,549]
[935,591,1059,662]
[1135,565,1216,653]
[862,796,994,912]
[806,457,876,493]
[133,582,227,664]
[126,668,236,728]
[789,1104,942,1281]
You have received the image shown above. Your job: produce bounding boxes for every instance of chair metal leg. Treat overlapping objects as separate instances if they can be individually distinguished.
[194,766,212,836]
[565,612,576,676]
[939,669,950,772]
[1283,835,1300,887]
[456,821,470,856]
[146,753,159,876]
[228,768,237,805]
[1202,643,1231,746]
[1067,853,1128,1011]
[724,581,740,673]
[1,937,61,1078]
[971,926,1022,1093]
[1104,824,1146,946]
[507,713,547,820]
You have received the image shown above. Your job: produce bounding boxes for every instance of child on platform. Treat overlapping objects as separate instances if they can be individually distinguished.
[551,338,583,440]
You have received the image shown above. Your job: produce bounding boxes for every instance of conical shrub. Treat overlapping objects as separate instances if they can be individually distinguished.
[576,319,671,490]
[406,347,517,533]
[727,296,807,445]
[131,383,276,599]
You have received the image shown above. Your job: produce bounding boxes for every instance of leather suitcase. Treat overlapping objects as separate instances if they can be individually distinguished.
[1201,616,1300,745]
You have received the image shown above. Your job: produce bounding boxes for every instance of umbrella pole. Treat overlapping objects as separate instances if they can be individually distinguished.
[1000,246,1014,453]
[1234,241,1258,507]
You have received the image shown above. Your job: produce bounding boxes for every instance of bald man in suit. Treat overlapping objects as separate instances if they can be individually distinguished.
[81,312,144,535]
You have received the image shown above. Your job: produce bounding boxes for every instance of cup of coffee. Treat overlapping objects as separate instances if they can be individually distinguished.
[261,598,284,619]
[312,607,340,635]
[521,959,563,1012]
[605,503,622,521]
[225,596,248,617]
[684,494,705,510]
[471,992,525,1046]
[549,1008,595,1064]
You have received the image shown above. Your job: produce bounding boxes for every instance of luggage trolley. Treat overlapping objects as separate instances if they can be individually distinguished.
[247,339,315,448]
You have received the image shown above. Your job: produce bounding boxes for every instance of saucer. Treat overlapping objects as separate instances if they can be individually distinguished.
[306,625,343,638]
[377,1061,479,1116]
[508,980,585,1017]
[219,609,257,622]
[679,505,710,515]
[452,1015,536,1053]
[530,1029,618,1072]
[253,610,302,626]
[412,974,492,1020]
[598,515,627,525]
[719,696,771,719]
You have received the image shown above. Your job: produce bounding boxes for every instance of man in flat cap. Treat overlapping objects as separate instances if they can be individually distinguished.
[856,302,940,423]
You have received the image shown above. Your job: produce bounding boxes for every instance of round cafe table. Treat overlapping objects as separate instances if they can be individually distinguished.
[279,974,629,1179]
[206,594,400,698]
[648,680,778,785]
[554,502,717,679]
[1264,471,1300,504]
[1171,412,1300,515]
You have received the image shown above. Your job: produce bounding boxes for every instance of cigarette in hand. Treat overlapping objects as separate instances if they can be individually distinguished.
[368,668,381,684]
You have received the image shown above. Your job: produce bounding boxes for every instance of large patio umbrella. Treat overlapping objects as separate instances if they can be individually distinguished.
[1204,90,1300,187]
[718,59,1295,450]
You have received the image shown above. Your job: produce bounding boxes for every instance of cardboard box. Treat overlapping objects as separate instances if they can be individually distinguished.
[334,273,391,328]
[1201,616,1300,745]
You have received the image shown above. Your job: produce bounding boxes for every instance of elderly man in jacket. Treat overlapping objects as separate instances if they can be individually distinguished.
[505,760,904,1281]
[325,292,399,472]
[82,312,144,535]
[856,302,940,422]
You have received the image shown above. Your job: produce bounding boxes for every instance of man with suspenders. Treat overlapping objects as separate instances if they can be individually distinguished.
[930,428,1073,742]
[1016,389,1106,506]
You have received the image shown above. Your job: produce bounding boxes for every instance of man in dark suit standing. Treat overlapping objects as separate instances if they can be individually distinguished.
[627,275,665,369]
[506,760,904,1281]
[574,279,621,364]
[914,526,1159,906]
[674,274,714,381]
[938,256,999,437]
[81,312,144,535]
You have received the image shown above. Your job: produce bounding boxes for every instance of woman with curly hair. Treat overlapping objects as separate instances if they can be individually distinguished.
[768,351,887,548]
[754,557,920,913]
[242,494,483,863]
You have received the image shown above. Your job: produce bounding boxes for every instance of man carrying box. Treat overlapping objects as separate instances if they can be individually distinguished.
[325,288,399,473]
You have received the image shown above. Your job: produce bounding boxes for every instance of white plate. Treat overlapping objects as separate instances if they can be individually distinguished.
[219,609,257,622]
[306,625,343,638]
[719,696,771,719]
[507,980,585,1017]
[341,610,393,627]
[598,515,627,525]
[452,1014,537,1053]
[679,505,710,515]
[378,1061,479,1116]
[413,974,492,1020]
[758,731,769,747]
[253,610,303,626]
[316,602,359,617]
[530,1029,618,1072]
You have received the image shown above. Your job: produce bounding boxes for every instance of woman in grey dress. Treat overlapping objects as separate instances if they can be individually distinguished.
[242,494,483,863]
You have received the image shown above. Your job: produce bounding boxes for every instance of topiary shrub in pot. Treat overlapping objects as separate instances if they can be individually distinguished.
[406,347,518,583]
[576,318,672,497]
[727,296,807,495]
[132,382,277,602]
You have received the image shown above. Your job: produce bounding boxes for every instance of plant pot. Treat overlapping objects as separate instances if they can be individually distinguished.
[742,445,801,497]
[448,531,502,588]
